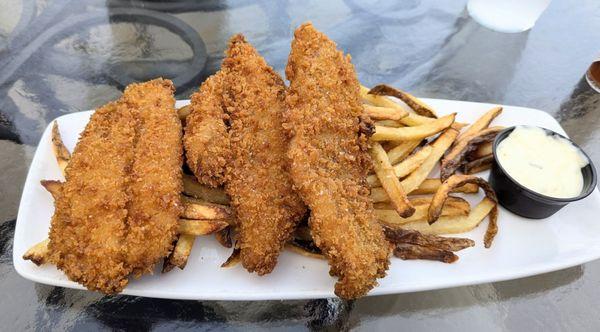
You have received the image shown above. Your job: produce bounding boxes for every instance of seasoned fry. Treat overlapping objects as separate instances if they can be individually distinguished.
[440,126,503,180]
[363,104,408,120]
[181,196,231,220]
[163,234,195,272]
[182,174,230,205]
[368,145,432,187]
[383,228,475,251]
[387,140,422,164]
[177,105,192,120]
[51,121,71,177]
[40,180,62,200]
[221,247,241,268]
[401,127,460,193]
[372,113,455,141]
[369,84,437,118]
[428,175,497,225]
[402,197,496,235]
[463,155,493,174]
[22,239,50,266]
[408,178,479,195]
[458,106,503,141]
[215,227,233,248]
[370,143,415,217]
[179,219,229,236]
[394,243,458,263]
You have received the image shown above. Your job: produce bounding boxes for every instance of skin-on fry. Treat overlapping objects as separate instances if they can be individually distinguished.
[375,195,470,210]
[363,104,408,120]
[375,203,468,225]
[401,127,460,194]
[182,174,230,205]
[40,180,62,200]
[458,106,503,141]
[22,239,50,266]
[402,197,496,235]
[215,227,233,248]
[468,141,493,161]
[386,140,422,164]
[181,196,231,220]
[383,227,474,251]
[162,234,195,272]
[370,143,415,217]
[221,247,241,268]
[51,121,71,177]
[368,145,432,187]
[408,178,478,195]
[177,105,192,121]
[394,243,458,263]
[463,155,493,174]
[369,84,437,118]
[179,219,229,236]
[440,126,503,181]
[360,85,435,126]
[372,113,455,141]
[428,174,497,225]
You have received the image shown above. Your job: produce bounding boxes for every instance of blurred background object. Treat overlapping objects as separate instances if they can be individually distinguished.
[467,0,551,33]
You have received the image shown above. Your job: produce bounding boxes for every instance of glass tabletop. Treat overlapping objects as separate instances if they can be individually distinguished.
[1,0,599,330]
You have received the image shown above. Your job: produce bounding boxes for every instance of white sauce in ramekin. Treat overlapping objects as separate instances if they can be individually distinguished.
[496,126,589,198]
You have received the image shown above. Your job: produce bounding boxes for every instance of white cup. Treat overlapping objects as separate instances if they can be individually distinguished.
[467,0,551,33]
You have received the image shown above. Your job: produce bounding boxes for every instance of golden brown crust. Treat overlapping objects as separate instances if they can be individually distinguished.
[48,101,135,293]
[183,72,231,188]
[222,34,307,275]
[284,23,390,299]
[121,78,183,277]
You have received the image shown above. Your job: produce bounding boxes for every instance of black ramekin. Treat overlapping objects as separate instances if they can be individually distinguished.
[488,126,597,219]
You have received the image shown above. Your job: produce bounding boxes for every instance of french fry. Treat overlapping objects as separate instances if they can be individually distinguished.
[183,174,230,205]
[181,196,232,220]
[40,180,62,200]
[440,126,503,180]
[51,121,71,176]
[162,234,195,272]
[375,203,468,225]
[370,143,415,217]
[428,175,497,225]
[215,227,233,248]
[179,219,229,236]
[369,84,437,118]
[177,105,192,120]
[383,228,475,251]
[408,178,478,195]
[402,197,496,235]
[394,243,458,263]
[23,239,50,266]
[457,106,503,141]
[387,140,422,164]
[372,113,456,141]
[363,104,408,120]
[360,85,435,126]
[287,239,325,260]
[375,195,470,210]
[469,142,493,160]
[374,120,402,128]
[463,155,493,174]
[367,145,432,187]
[221,247,241,268]
[401,127,460,194]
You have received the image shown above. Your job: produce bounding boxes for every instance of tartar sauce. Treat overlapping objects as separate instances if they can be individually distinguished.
[496,126,589,198]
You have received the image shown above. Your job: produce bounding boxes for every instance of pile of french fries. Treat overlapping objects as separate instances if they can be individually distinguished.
[24,83,504,272]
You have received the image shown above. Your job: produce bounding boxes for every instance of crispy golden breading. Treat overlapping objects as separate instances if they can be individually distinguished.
[121,79,183,277]
[48,101,135,293]
[222,35,307,275]
[284,23,390,299]
[183,71,231,187]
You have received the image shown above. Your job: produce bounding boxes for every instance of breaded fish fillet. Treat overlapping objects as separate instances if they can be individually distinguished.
[284,23,390,299]
[121,79,183,277]
[222,35,307,275]
[183,71,231,187]
[48,101,136,293]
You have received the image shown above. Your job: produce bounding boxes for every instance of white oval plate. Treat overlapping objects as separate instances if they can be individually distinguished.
[13,99,600,300]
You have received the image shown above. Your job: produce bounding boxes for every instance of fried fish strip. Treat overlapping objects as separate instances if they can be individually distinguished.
[48,101,135,293]
[183,71,231,187]
[121,79,183,276]
[222,35,307,275]
[284,23,390,299]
